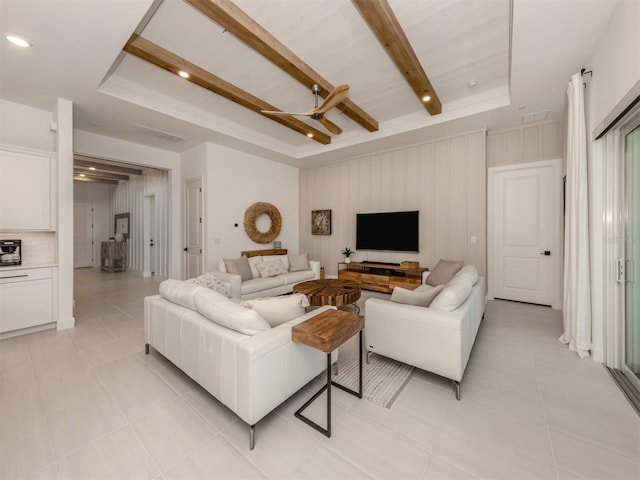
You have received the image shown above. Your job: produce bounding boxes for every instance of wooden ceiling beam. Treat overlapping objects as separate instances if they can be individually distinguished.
[123,34,331,145]
[352,0,442,115]
[74,156,143,175]
[74,169,129,182]
[74,176,118,185]
[184,0,379,132]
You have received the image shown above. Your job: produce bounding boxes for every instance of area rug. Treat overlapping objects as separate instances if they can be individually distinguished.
[320,334,414,409]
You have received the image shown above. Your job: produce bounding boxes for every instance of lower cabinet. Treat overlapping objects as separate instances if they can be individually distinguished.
[0,267,53,333]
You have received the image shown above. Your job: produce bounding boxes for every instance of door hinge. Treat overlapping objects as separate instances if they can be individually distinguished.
[199,188,202,192]
[616,258,625,283]
[199,217,202,223]
[200,249,202,254]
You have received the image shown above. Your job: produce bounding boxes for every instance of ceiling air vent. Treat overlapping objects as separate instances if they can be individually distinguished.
[132,124,185,143]
[521,110,550,124]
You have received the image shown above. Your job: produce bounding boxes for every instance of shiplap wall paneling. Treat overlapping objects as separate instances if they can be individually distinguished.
[299,129,487,277]
[487,121,562,167]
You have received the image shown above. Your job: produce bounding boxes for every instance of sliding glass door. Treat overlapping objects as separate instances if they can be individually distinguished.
[625,121,640,387]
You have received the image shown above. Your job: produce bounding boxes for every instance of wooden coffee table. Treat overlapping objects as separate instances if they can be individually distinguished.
[293,278,361,313]
[291,309,364,437]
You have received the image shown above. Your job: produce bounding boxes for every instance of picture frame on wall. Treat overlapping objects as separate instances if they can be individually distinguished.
[311,209,331,235]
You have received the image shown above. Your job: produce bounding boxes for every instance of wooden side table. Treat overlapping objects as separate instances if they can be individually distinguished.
[291,309,364,437]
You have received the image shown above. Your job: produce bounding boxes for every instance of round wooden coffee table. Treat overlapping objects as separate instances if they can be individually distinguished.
[293,279,361,313]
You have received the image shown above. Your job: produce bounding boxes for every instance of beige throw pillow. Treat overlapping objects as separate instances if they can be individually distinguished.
[224,256,252,281]
[288,253,310,272]
[255,260,288,278]
[241,293,310,327]
[426,259,464,286]
[390,284,444,307]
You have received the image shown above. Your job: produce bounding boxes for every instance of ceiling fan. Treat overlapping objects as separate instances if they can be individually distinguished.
[261,84,349,135]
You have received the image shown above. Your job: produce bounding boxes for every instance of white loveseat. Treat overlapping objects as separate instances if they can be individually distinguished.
[144,279,335,449]
[364,266,485,400]
[212,252,320,299]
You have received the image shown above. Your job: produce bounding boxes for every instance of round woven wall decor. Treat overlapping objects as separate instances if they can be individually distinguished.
[244,202,282,244]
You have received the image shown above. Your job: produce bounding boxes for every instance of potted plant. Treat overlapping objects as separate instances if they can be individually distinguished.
[341,247,353,263]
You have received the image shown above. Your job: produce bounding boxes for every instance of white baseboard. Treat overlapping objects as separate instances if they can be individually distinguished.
[143,271,152,278]
[591,347,604,363]
[57,316,75,330]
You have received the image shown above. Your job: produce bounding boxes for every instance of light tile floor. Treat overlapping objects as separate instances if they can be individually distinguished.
[1,268,639,479]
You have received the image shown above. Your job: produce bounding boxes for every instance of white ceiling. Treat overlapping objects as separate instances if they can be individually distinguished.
[0,0,618,167]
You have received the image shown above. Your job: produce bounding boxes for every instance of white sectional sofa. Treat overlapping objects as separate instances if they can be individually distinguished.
[144,279,335,449]
[212,252,320,299]
[364,265,485,400]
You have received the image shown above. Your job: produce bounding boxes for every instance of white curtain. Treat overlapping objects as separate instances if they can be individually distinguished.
[560,73,592,358]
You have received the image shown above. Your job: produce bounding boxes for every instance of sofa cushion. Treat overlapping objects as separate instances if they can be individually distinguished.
[430,276,473,311]
[248,256,264,278]
[194,288,271,335]
[240,276,285,295]
[426,259,464,286]
[288,253,310,272]
[264,254,289,270]
[452,264,479,286]
[240,293,310,327]
[255,260,289,278]
[159,279,203,310]
[224,257,252,281]
[278,270,316,285]
[390,284,444,307]
[186,272,231,297]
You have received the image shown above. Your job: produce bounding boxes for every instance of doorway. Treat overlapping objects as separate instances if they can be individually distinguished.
[488,159,563,308]
[144,194,156,277]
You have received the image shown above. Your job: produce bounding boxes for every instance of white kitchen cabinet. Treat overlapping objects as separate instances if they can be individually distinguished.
[0,148,54,230]
[0,267,53,333]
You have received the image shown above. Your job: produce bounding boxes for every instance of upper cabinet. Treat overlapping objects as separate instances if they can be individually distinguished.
[0,148,55,231]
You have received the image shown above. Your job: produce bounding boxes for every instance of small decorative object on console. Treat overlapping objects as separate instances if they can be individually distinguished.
[311,209,331,235]
[341,247,353,263]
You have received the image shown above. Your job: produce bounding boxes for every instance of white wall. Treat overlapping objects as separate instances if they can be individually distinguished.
[74,131,182,279]
[299,130,486,277]
[74,181,114,267]
[587,0,640,363]
[0,99,54,152]
[188,142,300,272]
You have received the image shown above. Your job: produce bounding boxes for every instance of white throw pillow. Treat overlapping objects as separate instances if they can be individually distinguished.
[263,254,289,270]
[390,285,443,307]
[241,293,310,327]
[194,289,271,335]
[186,272,231,297]
[429,276,473,311]
[452,264,479,285]
[247,256,264,278]
[159,279,203,310]
[255,260,289,278]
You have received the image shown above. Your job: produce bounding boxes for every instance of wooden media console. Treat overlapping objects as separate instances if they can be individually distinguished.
[337,261,428,293]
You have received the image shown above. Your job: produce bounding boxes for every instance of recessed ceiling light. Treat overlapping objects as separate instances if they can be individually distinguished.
[421,95,431,102]
[5,34,31,48]
[178,70,190,79]
[79,173,86,177]
[307,133,314,138]
[89,167,96,171]
[466,79,479,88]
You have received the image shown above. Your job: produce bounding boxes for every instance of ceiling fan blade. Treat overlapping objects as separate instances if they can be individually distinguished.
[261,109,314,117]
[316,116,343,135]
[315,84,350,114]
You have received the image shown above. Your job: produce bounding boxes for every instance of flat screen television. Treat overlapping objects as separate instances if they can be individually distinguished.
[356,211,419,252]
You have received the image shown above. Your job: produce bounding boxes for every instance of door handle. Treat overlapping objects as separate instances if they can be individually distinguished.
[183,247,188,252]
[540,250,551,256]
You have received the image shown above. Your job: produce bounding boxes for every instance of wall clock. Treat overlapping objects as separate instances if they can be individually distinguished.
[311,209,331,235]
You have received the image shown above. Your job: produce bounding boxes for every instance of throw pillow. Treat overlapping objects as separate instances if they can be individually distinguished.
[241,293,310,327]
[288,252,310,272]
[264,254,289,270]
[390,284,444,307]
[429,276,473,311]
[194,289,271,335]
[255,260,288,278]
[186,272,231,297]
[452,264,479,286]
[426,259,464,286]
[224,256,252,281]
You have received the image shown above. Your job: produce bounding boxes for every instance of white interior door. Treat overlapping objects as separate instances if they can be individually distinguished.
[143,194,156,277]
[73,202,94,268]
[488,160,562,308]
[184,178,203,279]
